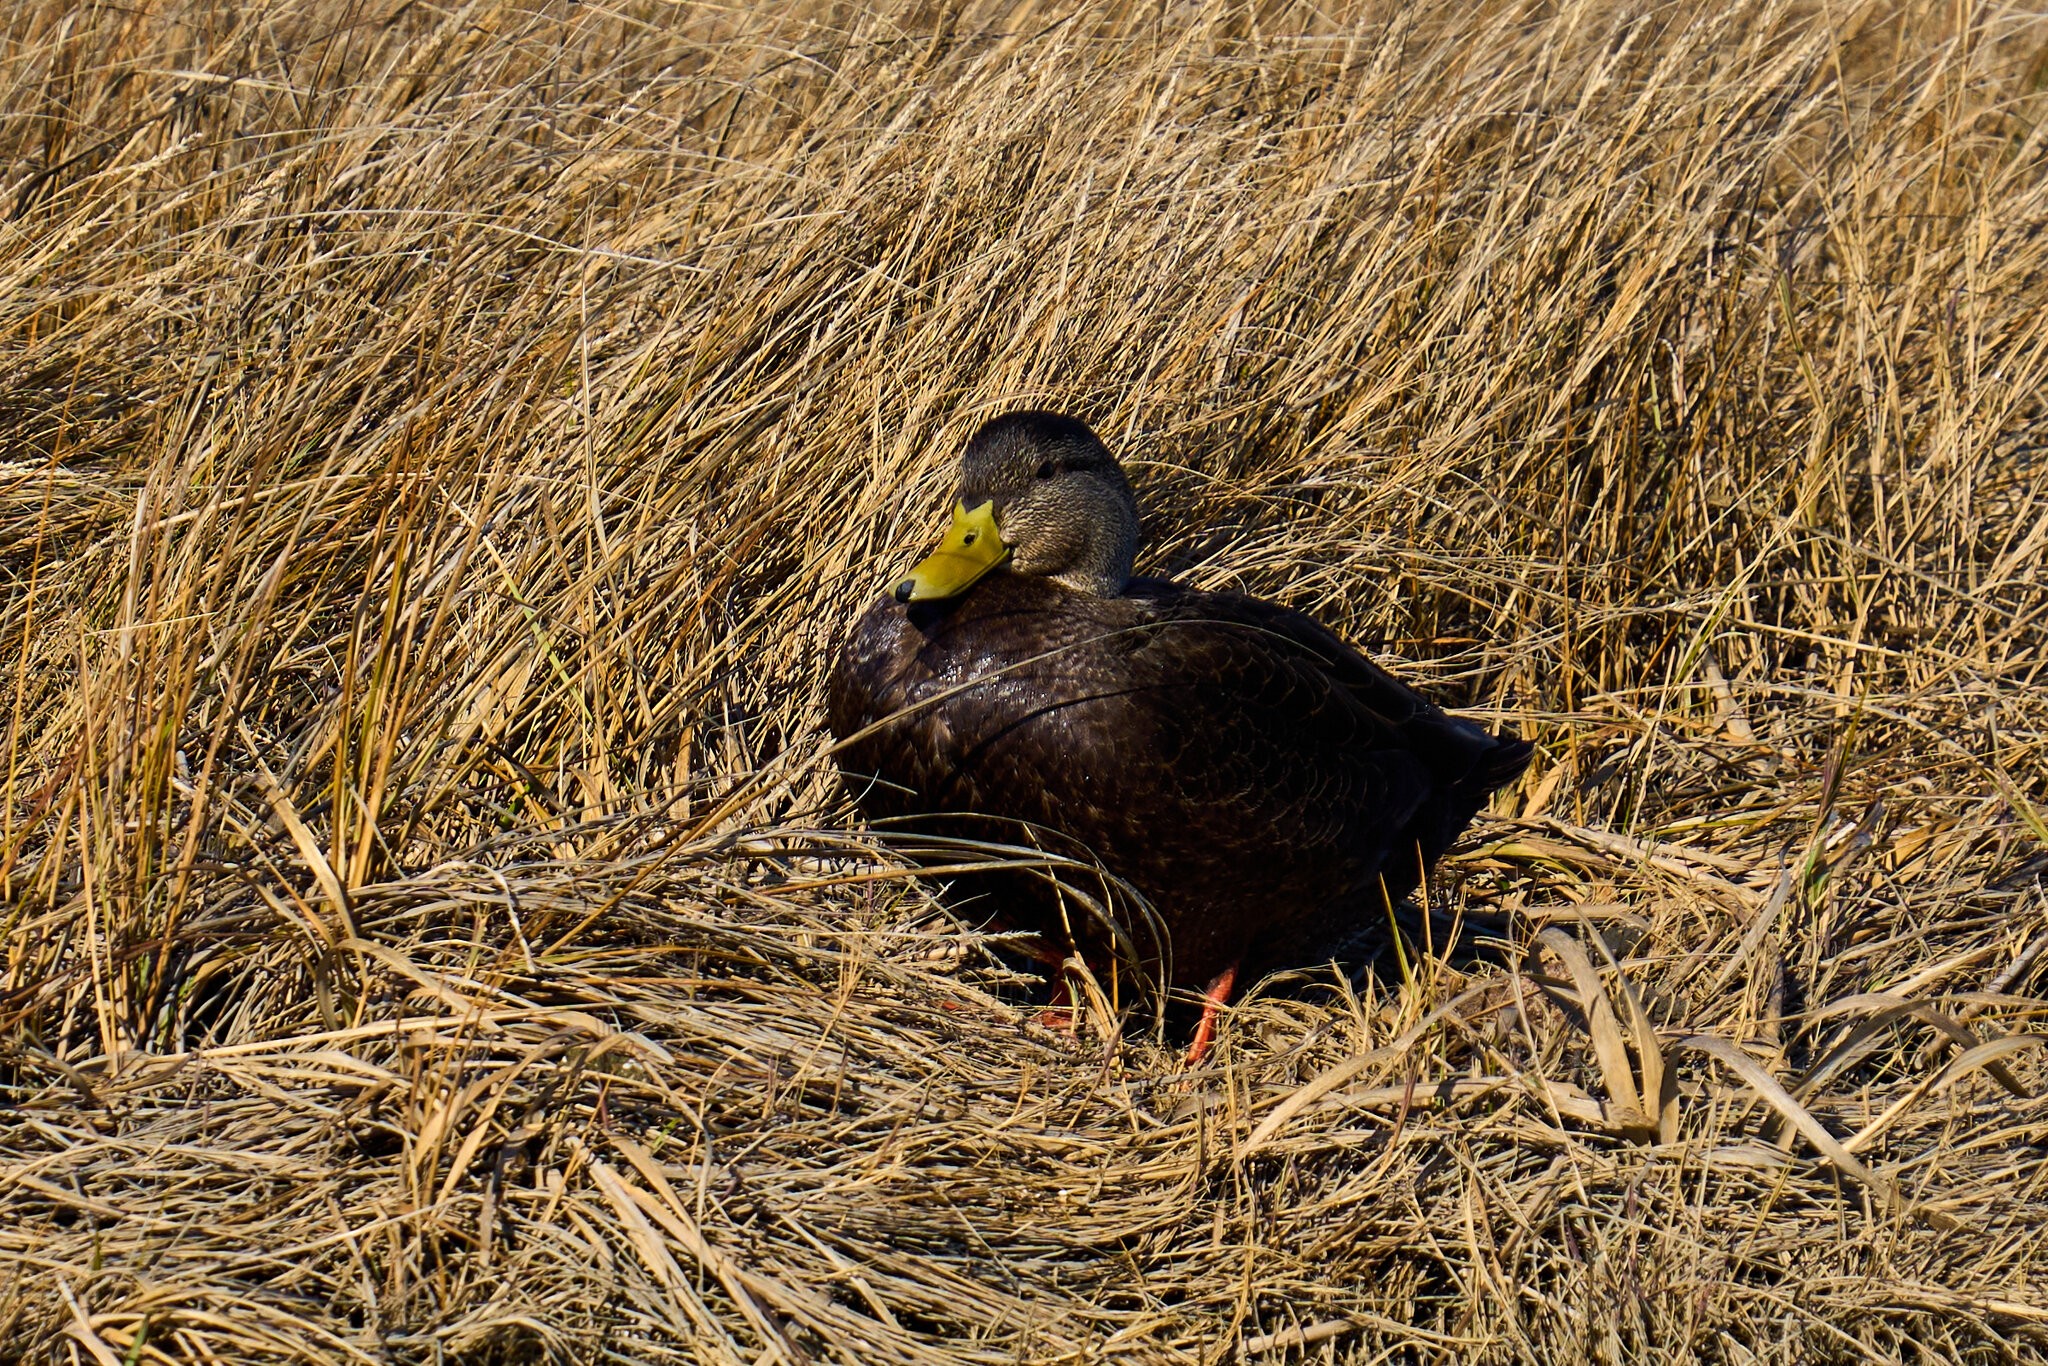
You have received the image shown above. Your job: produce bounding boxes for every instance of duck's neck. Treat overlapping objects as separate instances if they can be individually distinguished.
[986,464,1141,598]
[1042,494,1137,597]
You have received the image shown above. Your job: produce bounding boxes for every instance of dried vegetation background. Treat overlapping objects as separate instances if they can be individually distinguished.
[5,0,2048,1361]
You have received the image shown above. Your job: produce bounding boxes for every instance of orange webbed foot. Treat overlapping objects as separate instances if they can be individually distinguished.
[1037,970,1076,1032]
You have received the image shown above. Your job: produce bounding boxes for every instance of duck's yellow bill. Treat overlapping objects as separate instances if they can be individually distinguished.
[894,499,1010,602]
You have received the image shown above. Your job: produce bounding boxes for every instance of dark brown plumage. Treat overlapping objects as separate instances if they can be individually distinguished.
[827,412,1530,1041]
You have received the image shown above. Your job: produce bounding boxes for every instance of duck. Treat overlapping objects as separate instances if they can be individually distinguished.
[826,411,1532,1060]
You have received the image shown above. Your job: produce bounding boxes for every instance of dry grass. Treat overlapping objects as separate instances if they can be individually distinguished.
[4,0,2048,1360]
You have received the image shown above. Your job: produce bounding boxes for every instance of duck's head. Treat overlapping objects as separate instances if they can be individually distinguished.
[893,411,1140,603]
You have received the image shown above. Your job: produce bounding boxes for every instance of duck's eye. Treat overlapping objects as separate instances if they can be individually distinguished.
[962,531,976,545]
[1035,460,1056,480]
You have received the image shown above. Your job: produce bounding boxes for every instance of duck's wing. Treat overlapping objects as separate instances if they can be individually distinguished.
[1135,585,1532,873]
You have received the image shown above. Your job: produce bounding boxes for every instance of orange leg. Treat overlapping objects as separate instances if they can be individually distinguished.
[1011,936,1086,1031]
[1184,962,1240,1065]
[1038,971,1076,1032]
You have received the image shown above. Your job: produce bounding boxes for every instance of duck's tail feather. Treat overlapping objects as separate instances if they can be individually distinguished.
[1409,728,1534,876]
[1472,733,1535,796]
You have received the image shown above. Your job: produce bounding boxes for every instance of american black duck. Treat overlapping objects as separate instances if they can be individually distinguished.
[827,411,1531,1059]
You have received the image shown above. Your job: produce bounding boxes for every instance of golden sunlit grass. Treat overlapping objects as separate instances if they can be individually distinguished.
[4,0,2048,1360]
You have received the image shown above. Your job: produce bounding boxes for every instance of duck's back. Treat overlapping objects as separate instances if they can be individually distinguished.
[827,574,1529,986]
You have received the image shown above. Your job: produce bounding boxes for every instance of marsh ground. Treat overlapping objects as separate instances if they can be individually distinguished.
[4,1,2048,1361]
